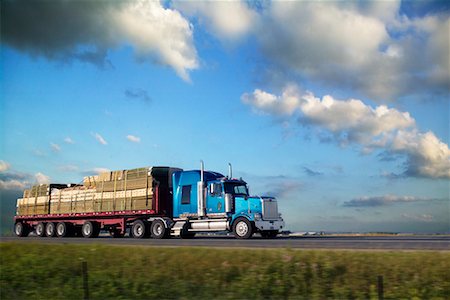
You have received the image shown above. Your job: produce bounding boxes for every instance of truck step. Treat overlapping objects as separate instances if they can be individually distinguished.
[171,220,187,236]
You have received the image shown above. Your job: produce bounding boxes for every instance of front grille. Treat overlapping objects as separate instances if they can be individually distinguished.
[262,199,279,220]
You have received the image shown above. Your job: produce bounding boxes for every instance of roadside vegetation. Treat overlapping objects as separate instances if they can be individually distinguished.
[1,243,448,299]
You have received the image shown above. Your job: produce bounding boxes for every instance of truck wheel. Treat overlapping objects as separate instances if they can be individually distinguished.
[261,230,278,239]
[56,222,68,238]
[132,220,148,239]
[35,222,46,237]
[14,222,30,237]
[45,222,56,237]
[233,217,253,239]
[150,220,167,239]
[180,229,196,239]
[82,221,100,238]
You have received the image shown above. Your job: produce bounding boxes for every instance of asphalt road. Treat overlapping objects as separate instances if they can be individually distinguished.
[1,235,449,250]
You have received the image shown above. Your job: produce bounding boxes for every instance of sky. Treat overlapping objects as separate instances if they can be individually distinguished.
[1,0,449,234]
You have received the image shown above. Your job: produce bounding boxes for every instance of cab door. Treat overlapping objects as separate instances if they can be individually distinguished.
[206,182,225,215]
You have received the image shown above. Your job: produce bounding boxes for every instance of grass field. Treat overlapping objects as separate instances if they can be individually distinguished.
[1,243,449,299]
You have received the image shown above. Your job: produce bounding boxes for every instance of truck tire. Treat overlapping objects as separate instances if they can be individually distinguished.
[132,220,148,239]
[261,230,278,239]
[150,220,167,239]
[14,222,30,237]
[233,217,253,239]
[45,222,56,237]
[82,221,100,238]
[35,222,46,237]
[180,229,196,239]
[56,222,68,238]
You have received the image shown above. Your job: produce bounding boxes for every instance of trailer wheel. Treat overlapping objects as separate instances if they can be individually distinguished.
[82,221,100,238]
[45,222,56,237]
[56,222,68,238]
[150,220,167,239]
[14,222,30,237]
[261,230,278,239]
[132,220,148,239]
[233,217,254,239]
[35,222,46,237]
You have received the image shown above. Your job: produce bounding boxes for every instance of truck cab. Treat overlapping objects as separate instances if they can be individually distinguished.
[170,164,285,239]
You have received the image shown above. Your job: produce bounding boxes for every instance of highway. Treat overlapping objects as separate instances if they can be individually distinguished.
[1,235,449,250]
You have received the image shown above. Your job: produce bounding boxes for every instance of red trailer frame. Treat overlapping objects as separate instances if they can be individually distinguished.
[14,186,164,238]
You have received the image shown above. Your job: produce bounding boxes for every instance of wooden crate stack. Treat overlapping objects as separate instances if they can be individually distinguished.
[16,167,155,216]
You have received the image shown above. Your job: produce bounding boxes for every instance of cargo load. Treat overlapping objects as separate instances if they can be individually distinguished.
[16,167,162,216]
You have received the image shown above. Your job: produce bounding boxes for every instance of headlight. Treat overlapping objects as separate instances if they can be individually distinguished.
[254,213,262,221]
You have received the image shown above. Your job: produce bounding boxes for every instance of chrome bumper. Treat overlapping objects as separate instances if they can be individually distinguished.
[254,219,285,231]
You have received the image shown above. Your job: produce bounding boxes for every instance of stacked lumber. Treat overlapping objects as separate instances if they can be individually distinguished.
[16,167,156,216]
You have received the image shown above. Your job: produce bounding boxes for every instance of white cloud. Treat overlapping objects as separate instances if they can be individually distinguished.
[175,0,258,42]
[0,160,10,172]
[64,137,75,144]
[242,85,450,179]
[0,179,28,190]
[35,172,50,184]
[126,135,141,143]
[3,0,198,81]
[50,142,61,152]
[92,168,110,174]
[0,164,51,190]
[186,1,447,101]
[93,133,107,145]
[113,0,198,81]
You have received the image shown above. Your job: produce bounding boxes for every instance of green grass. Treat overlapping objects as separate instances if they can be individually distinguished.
[1,243,449,300]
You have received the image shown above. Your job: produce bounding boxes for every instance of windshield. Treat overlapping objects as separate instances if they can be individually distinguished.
[224,183,249,196]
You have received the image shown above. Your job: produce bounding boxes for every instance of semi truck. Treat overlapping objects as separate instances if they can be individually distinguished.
[14,162,285,239]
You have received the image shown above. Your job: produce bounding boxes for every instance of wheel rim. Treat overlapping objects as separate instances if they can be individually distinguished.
[46,224,54,236]
[15,223,22,235]
[36,224,43,235]
[134,224,144,236]
[236,221,249,237]
[57,224,64,235]
[83,223,92,236]
[153,223,163,236]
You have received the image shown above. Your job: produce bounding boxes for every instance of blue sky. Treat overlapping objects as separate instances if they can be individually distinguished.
[1,0,449,233]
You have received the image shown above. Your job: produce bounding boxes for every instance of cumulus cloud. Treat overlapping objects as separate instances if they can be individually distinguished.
[242,85,450,179]
[182,1,448,101]
[35,172,50,184]
[174,0,258,42]
[126,135,141,143]
[0,164,51,191]
[2,0,198,81]
[0,161,10,172]
[342,195,440,207]
[92,133,107,145]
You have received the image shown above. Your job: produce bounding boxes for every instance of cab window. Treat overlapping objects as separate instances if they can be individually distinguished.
[181,185,191,204]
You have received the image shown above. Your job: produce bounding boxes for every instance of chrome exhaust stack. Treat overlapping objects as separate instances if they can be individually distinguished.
[197,160,206,217]
[228,163,232,179]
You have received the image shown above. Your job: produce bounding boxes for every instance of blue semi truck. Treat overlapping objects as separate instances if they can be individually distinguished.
[14,162,285,239]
